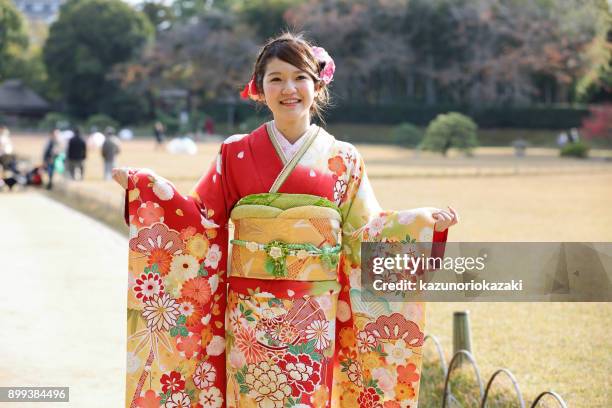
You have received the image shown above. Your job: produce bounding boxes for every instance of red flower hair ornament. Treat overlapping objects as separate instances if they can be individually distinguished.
[240,75,259,100]
[240,46,336,100]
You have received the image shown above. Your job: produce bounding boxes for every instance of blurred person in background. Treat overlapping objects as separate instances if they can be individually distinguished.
[153,121,165,149]
[101,127,121,180]
[0,124,15,177]
[66,127,87,180]
[43,128,61,190]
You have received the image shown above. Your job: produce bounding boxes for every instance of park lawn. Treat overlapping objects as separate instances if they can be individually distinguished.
[11,134,612,407]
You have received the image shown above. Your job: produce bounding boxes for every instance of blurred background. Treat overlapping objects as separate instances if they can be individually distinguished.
[1,0,611,407]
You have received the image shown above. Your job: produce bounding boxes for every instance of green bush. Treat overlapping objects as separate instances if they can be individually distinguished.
[85,114,119,132]
[560,141,589,158]
[391,122,423,147]
[39,112,71,131]
[421,112,479,156]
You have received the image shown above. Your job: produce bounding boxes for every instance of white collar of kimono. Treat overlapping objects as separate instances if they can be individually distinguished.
[271,120,312,162]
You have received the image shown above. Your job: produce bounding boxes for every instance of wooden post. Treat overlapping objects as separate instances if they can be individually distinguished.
[453,310,473,366]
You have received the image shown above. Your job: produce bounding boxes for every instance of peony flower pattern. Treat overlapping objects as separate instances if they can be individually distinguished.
[277,353,322,397]
[244,361,292,408]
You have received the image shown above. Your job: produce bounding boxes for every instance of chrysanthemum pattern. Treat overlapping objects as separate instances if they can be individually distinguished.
[142,294,180,332]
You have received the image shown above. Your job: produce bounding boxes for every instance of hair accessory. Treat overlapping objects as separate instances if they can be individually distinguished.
[240,74,258,100]
[311,46,335,84]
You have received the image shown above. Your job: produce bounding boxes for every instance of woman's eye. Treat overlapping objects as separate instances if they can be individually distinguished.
[270,78,281,82]
[297,75,307,80]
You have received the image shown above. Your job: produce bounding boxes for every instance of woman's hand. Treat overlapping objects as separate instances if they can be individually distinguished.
[433,206,459,232]
[111,167,130,189]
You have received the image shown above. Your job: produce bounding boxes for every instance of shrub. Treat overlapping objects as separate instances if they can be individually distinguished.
[421,112,479,156]
[85,114,119,132]
[391,122,423,147]
[560,142,589,158]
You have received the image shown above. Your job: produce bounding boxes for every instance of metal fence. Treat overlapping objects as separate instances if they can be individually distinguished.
[424,334,569,408]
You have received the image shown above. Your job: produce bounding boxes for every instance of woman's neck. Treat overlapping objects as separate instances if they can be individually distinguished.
[273,116,311,144]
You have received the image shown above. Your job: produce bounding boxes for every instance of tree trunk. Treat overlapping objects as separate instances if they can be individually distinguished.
[425,55,437,105]
[406,73,415,101]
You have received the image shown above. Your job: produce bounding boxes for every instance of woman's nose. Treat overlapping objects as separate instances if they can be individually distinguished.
[281,80,297,93]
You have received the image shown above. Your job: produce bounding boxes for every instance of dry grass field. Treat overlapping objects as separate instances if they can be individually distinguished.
[8,134,612,406]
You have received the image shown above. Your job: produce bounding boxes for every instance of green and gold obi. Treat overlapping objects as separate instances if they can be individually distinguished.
[229,193,342,281]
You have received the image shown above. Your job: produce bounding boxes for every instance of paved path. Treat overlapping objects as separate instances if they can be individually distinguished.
[0,192,127,407]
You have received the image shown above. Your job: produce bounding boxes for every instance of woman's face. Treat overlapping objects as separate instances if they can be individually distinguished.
[261,58,317,123]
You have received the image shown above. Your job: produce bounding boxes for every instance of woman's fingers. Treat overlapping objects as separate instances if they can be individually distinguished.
[433,210,452,221]
[111,167,129,189]
[433,207,459,231]
[448,206,460,223]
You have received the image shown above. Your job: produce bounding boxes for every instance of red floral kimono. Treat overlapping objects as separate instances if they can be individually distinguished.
[124,123,447,408]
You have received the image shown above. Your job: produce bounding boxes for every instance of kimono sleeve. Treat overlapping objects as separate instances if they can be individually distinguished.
[332,151,447,407]
[123,147,230,407]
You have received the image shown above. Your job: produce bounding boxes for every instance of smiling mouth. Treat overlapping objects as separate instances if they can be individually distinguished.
[280,99,301,105]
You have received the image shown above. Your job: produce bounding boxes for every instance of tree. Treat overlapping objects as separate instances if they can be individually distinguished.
[0,0,29,80]
[421,112,479,156]
[115,8,259,119]
[141,1,176,32]
[43,0,153,119]
[581,105,612,144]
[575,0,611,103]
[391,122,422,147]
[287,0,606,106]
[233,0,303,39]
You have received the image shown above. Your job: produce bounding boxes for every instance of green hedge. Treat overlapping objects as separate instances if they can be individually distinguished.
[198,102,589,130]
[325,104,590,129]
[473,106,590,129]
[186,101,595,134]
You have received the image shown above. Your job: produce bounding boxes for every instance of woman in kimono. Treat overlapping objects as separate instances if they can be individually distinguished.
[114,32,458,408]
